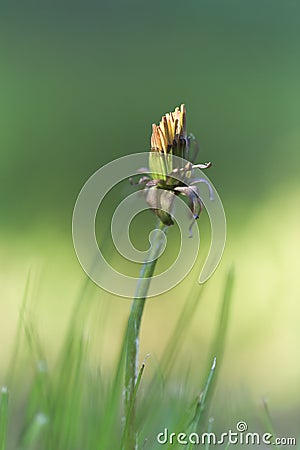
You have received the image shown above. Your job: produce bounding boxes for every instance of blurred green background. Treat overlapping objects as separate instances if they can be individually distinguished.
[1,0,300,438]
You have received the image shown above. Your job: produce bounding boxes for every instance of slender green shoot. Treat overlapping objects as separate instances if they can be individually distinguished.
[6,270,31,384]
[188,357,217,440]
[201,266,234,422]
[124,220,167,449]
[97,327,128,450]
[0,387,9,450]
[204,417,214,450]
[262,398,280,449]
[160,282,206,376]
[19,412,49,450]
[207,266,234,372]
[121,358,147,449]
[145,281,206,435]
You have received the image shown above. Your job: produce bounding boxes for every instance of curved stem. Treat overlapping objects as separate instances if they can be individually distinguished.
[124,220,167,449]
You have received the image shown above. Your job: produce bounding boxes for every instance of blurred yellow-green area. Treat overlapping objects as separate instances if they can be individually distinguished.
[1,0,300,431]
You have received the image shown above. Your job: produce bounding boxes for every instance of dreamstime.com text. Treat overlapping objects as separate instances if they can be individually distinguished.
[157,421,297,446]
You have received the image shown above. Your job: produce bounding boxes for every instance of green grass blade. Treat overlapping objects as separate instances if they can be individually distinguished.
[50,333,89,450]
[188,357,217,437]
[262,398,280,449]
[208,266,234,370]
[144,282,206,435]
[0,387,9,450]
[169,358,217,450]
[160,283,206,376]
[6,270,31,384]
[201,266,235,422]
[56,276,93,370]
[120,359,146,450]
[204,417,214,450]
[19,412,49,450]
[96,326,128,450]
[21,359,50,441]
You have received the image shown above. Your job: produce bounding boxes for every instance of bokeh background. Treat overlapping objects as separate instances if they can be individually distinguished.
[1,0,300,439]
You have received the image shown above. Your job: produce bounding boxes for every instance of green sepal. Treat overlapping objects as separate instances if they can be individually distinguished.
[149,152,173,181]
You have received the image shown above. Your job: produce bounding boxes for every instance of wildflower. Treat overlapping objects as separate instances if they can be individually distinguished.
[134,105,212,228]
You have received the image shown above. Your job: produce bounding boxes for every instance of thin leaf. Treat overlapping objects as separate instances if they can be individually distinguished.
[262,398,280,450]
[188,357,217,437]
[19,412,48,450]
[0,387,9,450]
[121,358,147,450]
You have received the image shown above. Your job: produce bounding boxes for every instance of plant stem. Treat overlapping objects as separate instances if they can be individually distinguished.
[124,220,167,449]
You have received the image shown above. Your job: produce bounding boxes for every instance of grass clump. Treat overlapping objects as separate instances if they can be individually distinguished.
[0,268,236,450]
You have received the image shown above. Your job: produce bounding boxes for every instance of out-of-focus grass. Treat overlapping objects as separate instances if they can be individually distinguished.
[1,264,234,450]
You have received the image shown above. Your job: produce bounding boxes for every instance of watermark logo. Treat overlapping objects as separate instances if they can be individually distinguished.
[72,152,226,298]
[157,421,297,446]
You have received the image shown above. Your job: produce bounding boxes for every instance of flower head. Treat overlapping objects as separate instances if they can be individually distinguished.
[133,105,212,229]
